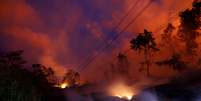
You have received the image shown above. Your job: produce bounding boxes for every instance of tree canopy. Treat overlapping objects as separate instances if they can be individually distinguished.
[0,50,66,101]
[130,29,159,52]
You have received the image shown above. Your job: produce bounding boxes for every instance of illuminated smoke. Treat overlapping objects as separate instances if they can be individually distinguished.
[177,0,201,55]
[0,0,198,83]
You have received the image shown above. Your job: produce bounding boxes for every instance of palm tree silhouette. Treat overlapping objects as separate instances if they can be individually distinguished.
[130,29,159,76]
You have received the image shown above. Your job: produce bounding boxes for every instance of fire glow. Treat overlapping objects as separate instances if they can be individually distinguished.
[60,82,69,89]
[115,94,133,100]
[109,82,135,100]
[55,82,69,89]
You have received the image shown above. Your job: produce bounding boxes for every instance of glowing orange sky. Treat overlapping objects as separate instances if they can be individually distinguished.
[0,0,195,79]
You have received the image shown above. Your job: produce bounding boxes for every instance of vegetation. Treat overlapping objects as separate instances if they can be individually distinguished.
[0,0,200,101]
[160,23,175,49]
[117,53,129,76]
[155,53,187,71]
[177,0,201,54]
[63,69,80,87]
[130,29,159,76]
[0,50,66,101]
[155,0,200,71]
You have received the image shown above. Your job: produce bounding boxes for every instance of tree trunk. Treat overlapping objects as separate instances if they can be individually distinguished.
[144,47,150,76]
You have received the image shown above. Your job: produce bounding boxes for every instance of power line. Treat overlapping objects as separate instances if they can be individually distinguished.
[77,0,192,73]
[109,0,154,47]
[78,0,154,72]
[75,0,142,72]
[110,0,141,36]
[106,0,192,67]
[120,0,192,55]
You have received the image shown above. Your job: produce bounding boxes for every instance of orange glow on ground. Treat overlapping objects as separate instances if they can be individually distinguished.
[60,82,69,89]
[55,82,69,89]
[109,82,136,100]
[115,94,133,100]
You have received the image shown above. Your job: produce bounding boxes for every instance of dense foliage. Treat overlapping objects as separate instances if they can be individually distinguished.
[0,50,66,101]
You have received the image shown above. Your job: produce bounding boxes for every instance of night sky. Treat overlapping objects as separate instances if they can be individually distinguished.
[0,0,193,78]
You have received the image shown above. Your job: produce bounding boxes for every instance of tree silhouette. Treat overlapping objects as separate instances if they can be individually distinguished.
[155,53,187,71]
[130,29,159,76]
[63,69,80,87]
[177,0,201,54]
[0,50,41,101]
[117,52,129,76]
[32,64,57,83]
[0,50,26,67]
[0,50,66,101]
[160,23,175,49]
[104,53,130,81]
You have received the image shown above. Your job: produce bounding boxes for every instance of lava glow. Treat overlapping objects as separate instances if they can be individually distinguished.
[55,82,69,89]
[115,94,133,100]
[109,82,135,100]
[60,82,69,89]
